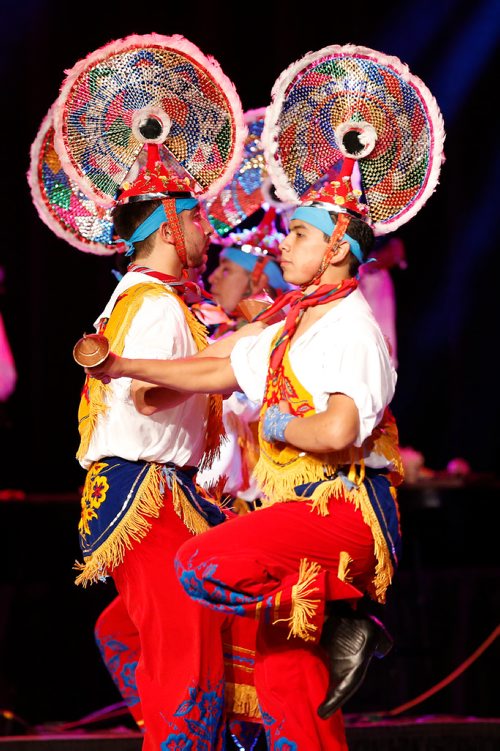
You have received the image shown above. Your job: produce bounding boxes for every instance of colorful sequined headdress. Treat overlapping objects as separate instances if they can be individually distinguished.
[205,107,294,285]
[27,105,125,255]
[204,108,289,235]
[52,33,246,208]
[262,44,445,236]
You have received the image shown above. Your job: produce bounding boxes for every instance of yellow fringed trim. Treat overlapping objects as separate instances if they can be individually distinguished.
[232,498,252,516]
[374,431,405,485]
[307,471,395,603]
[274,558,322,642]
[75,463,165,586]
[338,551,353,583]
[225,682,261,720]
[362,477,395,604]
[253,449,331,507]
[308,476,347,516]
[314,477,394,604]
[76,380,109,462]
[198,392,226,472]
[171,475,211,536]
[256,455,395,603]
[77,283,226,466]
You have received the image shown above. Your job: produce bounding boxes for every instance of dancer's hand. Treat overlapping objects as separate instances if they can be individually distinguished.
[84,352,124,383]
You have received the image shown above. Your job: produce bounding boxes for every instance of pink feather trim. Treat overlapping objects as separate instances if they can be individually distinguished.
[53,33,247,207]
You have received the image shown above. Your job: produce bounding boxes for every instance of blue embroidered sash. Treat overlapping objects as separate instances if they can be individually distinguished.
[295,469,401,569]
[77,458,226,584]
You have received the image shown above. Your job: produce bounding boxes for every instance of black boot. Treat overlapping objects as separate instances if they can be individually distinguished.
[317,604,393,719]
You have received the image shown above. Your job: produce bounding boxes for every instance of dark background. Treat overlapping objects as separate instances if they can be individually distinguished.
[0,0,499,732]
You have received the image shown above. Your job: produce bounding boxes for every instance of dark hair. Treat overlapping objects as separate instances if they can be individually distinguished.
[111,199,163,259]
[327,213,375,277]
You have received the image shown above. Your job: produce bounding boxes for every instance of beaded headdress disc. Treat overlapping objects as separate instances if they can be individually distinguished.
[205,107,270,236]
[262,44,445,235]
[205,108,294,258]
[27,105,125,255]
[53,33,246,207]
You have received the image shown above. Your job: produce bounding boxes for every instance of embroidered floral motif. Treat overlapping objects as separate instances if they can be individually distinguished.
[79,462,109,536]
[175,551,261,615]
[275,739,298,750]
[261,709,298,750]
[161,733,193,750]
[161,676,225,750]
[95,633,140,707]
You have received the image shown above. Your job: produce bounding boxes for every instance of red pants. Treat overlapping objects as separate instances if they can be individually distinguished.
[176,496,378,751]
[112,494,228,751]
[94,594,143,727]
[95,593,263,747]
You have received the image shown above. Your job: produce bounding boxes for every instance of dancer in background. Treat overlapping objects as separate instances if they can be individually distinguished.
[197,211,292,511]
[359,234,407,368]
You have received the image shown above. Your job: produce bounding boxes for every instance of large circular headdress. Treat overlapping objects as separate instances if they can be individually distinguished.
[204,107,295,237]
[27,105,125,255]
[53,33,246,207]
[205,108,271,236]
[262,44,445,235]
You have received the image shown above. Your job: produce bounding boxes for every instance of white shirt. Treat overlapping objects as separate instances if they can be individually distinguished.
[196,391,262,501]
[79,271,209,470]
[230,288,397,466]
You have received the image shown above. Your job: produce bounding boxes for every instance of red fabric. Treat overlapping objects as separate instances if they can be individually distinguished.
[163,198,188,267]
[94,595,143,727]
[112,491,227,751]
[176,493,377,750]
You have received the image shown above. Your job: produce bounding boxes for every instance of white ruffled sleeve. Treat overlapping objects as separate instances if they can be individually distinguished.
[113,295,195,401]
[314,321,397,446]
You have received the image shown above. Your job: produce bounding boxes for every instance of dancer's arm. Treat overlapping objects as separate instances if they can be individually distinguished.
[131,381,193,415]
[86,353,238,395]
[265,394,360,453]
[196,320,266,359]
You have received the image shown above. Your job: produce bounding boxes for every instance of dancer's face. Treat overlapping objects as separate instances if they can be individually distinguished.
[208,258,251,313]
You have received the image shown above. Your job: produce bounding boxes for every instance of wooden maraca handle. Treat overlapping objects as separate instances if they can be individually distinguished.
[73,333,110,368]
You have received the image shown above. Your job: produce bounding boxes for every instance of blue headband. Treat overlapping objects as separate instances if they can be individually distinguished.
[221,246,290,291]
[291,206,364,264]
[123,198,198,256]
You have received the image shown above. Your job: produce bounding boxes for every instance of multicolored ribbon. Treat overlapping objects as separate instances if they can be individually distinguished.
[127,264,214,306]
[255,278,358,376]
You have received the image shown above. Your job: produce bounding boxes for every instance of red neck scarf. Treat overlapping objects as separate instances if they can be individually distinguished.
[127,264,214,306]
[255,278,358,373]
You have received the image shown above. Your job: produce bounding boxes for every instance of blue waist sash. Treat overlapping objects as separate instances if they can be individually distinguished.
[79,458,226,560]
[294,469,401,569]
